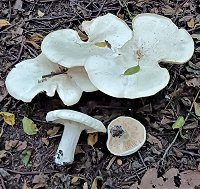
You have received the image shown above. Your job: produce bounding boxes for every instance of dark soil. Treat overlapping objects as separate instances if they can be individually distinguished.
[0,0,200,188]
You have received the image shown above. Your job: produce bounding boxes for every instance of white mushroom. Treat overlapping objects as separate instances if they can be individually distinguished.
[85,13,194,98]
[106,116,146,156]
[5,54,97,106]
[41,14,132,68]
[46,109,106,165]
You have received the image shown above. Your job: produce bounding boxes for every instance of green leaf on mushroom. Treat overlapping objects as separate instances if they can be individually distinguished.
[123,65,140,76]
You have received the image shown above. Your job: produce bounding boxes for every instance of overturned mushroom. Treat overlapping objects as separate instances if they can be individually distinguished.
[5,54,97,106]
[46,110,106,165]
[107,116,146,156]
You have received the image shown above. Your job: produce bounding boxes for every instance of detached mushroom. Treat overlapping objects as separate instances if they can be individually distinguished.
[46,110,106,165]
[106,116,146,156]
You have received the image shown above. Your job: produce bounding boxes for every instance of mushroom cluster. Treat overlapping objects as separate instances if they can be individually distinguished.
[5,13,194,165]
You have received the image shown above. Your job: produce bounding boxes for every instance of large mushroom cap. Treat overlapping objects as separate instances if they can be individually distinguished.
[107,116,146,156]
[46,109,106,133]
[5,54,96,106]
[41,14,132,68]
[85,13,194,99]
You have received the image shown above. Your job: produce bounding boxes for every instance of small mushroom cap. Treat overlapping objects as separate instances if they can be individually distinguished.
[106,116,146,156]
[46,110,106,133]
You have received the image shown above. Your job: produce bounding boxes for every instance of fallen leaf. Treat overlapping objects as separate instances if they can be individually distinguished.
[37,9,44,17]
[0,80,8,103]
[83,182,89,189]
[0,112,15,126]
[20,150,31,166]
[130,168,200,189]
[194,102,200,116]
[87,133,98,147]
[78,31,88,41]
[41,137,49,146]
[187,18,195,28]
[172,116,185,129]
[75,145,85,155]
[22,117,38,135]
[147,133,163,149]
[47,126,60,137]
[32,174,48,189]
[0,168,10,178]
[192,34,200,40]
[71,176,79,184]
[26,40,40,49]
[0,150,7,159]
[13,0,23,10]
[29,33,44,42]
[186,78,200,87]
[5,140,18,150]
[95,41,107,47]
[117,159,123,165]
[16,141,27,151]
[0,19,10,27]
[22,180,32,189]
[123,65,140,75]
[91,176,103,189]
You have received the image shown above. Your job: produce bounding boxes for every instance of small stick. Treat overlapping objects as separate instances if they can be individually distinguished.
[0,175,6,189]
[4,168,58,175]
[159,89,200,164]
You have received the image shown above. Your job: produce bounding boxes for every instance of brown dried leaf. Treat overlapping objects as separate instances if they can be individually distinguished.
[29,33,44,42]
[0,19,10,27]
[5,140,18,150]
[130,168,200,189]
[147,133,162,149]
[194,102,200,116]
[117,159,123,165]
[0,150,7,159]
[32,174,48,189]
[22,180,32,189]
[187,18,195,28]
[47,126,60,137]
[41,138,49,146]
[91,176,103,189]
[75,145,85,155]
[87,133,98,147]
[78,30,88,41]
[186,78,200,87]
[16,141,27,151]
[37,10,44,17]
[26,40,40,49]
[71,176,79,184]
[13,0,23,10]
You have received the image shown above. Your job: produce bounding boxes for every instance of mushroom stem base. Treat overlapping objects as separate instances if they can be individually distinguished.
[55,122,82,165]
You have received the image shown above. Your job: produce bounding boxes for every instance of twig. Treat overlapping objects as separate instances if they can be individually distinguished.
[0,175,6,189]
[159,89,200,165]
[178,149,200,157]
[96,0,106,16]
[138,151,147,169]
[6,41,24,71]
[4,168,58,175]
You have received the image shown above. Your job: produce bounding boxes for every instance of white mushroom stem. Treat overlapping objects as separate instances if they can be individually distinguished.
[55,122,83,165]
